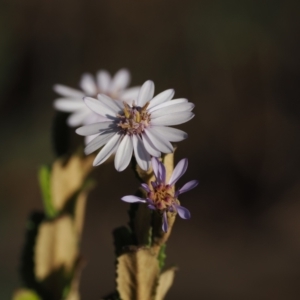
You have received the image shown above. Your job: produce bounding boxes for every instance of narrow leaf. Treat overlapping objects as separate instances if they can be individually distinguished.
[38,166,56,218]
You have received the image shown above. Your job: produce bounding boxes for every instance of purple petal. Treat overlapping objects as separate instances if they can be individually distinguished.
[151,157,160,179]
[146,198,154,205]
[148,204,156,210]
[151,181,157,189]
[141,183,150,193]
[162,211,168,232]
[121,195,147,203]
[158,160,166,183]
[168,158,188,186]
[177,180,199,196]
[175,205,191,219]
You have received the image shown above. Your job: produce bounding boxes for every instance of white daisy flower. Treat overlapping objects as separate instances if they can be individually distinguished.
[76,80,195,172]
[53,68,140,143]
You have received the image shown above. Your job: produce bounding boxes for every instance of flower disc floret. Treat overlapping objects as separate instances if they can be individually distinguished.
[117,102,151,135]
[147,183,175,210]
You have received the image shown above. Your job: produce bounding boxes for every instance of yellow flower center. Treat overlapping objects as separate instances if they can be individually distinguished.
[117,102,151,135]
[148,184,176,211]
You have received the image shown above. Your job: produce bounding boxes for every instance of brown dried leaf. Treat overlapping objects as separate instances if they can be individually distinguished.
[51,154,94,211]
[116,248,160,300]
[74,187,90,238]
[34,215,78,295]
[162,152,175,186]
[155,267,177,300]
[64,258,85,300]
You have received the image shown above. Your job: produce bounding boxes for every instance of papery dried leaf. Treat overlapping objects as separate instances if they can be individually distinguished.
[74,187,91,238]
[116,248,160,300]
[64,258,85,300]
[51,154,94,211]
[12,289,41,300]
[20,213,45,293]
[35,215,78,288]
[162,152,175,186]
[154,267,177,300]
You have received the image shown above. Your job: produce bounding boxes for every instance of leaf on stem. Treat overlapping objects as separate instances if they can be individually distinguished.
[50,154,94,212]
[34,215,78,299]
[39,166,56,218]
[12,289,41,300]
[154,267,177,300]
[116,248,160,300]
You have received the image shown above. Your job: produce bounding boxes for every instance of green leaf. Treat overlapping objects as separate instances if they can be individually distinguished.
[13,289,41,300]
[157,244,166,270]
[38,166,57,218]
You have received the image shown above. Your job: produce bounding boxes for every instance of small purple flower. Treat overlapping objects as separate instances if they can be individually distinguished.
[121,157,199,232]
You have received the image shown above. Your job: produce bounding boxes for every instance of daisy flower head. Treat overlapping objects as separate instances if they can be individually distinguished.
[76,80,195,171]
[121,157,199,232]
[53,68,140,143]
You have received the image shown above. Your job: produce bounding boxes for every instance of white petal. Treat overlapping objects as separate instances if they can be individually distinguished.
[151,103,194,119]
[144,127,173,153]
[67,110,90,127]
[175,205,191,219]
[120,87,140,102]
[83,112,111,125]
[150,126,187,142]
[85,134,98,145]
[148,98,188,113]
[114,135,133,171]
[84,131,117,155]
[97,94,123,111]
[80,73,97,95]
[84,97,118,118]
[93,133,122,166]
[168,158,188,186]
[132,135,151,171]
[109,68,131,93]
[121,195,146,203]
[97,70,111,93]
[142,133,161,157]
[137,80,154,106]
[76,121,115,136]
[148,89,175,110]
[54,98,86,112]
[151,112,194,126]
[53,84,84,98]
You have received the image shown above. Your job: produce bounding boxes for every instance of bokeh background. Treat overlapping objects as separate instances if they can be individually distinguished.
[1,0,300,299]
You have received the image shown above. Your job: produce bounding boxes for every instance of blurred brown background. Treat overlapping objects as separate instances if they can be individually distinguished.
[1,0,300,299]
